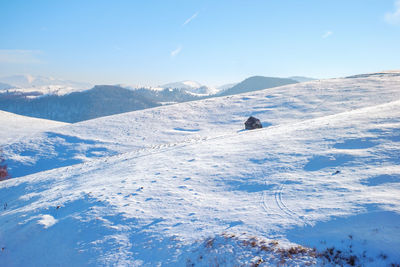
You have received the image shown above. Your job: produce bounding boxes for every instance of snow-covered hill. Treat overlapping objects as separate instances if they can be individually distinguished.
[289,76,316,83]
[0,75,309,123]
[1,72,400,266]
[0,110,68,145]
[219,76,298,96]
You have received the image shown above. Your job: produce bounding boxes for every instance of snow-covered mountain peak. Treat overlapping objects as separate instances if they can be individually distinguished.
[0,74,93,97]
[160,80,219,95]
[0,74,91,89]
[161,80,202,89]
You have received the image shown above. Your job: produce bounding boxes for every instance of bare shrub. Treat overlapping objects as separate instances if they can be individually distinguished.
[0,150,10,181]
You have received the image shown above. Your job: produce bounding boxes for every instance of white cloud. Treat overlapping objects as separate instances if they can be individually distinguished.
[385,0,400,25]
[171,46,182,57]
[183,12,199,26]
[322,31,333,39]
[0,49,43,64]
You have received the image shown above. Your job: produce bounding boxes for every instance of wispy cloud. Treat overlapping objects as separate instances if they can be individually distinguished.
[170,45,182,57]
[183,12,199,26]
[322,31,333,39]
[0,49,43,64]
[385,0,400,25]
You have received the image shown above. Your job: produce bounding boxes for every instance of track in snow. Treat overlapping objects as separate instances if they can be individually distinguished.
[261,173,310,226]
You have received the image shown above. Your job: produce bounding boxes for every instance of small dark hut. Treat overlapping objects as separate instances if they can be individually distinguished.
[244,116,262,130]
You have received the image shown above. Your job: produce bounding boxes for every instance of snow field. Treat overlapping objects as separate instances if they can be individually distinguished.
[1,72,400,266]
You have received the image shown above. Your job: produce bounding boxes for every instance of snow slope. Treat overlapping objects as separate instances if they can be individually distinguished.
[4,72,400,178]
[219,76,298,96]
[1,72,400,266]
[289,76,316,83]
[0,110,68,145]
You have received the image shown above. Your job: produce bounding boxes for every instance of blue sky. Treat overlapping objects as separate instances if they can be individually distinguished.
[1,0,399,86]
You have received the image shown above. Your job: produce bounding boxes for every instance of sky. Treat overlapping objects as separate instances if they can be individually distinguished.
[0,0,400,87]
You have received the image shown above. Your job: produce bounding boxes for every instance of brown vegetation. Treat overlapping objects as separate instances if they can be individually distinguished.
[0,150,10,181]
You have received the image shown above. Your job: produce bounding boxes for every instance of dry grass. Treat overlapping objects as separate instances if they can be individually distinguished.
[0,150,10,181]
[197,232,398,266]
[206,233,317,266]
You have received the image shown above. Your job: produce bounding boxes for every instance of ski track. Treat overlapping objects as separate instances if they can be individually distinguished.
[261,177,309,226]
[274,184,296,218]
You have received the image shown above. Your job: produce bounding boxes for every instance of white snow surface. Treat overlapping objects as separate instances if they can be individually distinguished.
[1,72,400,266]
[37,214,58,229]
[0,110,68,145]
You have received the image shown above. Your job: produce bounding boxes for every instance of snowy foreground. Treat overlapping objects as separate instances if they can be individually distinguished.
[0,110,68,146]
[1,72,400,266]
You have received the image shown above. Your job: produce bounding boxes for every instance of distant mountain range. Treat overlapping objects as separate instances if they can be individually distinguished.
[0,85,207,123]
[0,74,92,89]
[0,82,15,90]
[0,75,92,97]
[0,74,314,123]
[160,81,219,95]
[0,85,160,123]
